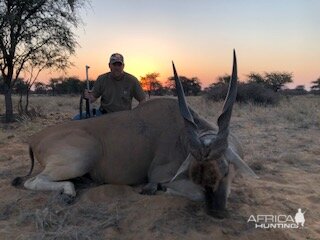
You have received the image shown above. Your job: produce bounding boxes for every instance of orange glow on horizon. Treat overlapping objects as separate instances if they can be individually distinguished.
[36,55,319,90]
[36,46,320,90]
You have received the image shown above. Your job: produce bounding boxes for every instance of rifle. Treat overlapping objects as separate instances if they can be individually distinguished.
[79,65,94,119]
[85,65,91,118]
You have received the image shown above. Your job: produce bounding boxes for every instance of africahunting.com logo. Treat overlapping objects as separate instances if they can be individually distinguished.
[247,208,306,229]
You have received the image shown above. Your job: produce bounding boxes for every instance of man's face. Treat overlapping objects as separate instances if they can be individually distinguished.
[109,62,124,77]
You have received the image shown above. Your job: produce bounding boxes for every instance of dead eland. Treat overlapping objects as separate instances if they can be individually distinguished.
[13,50,257,218]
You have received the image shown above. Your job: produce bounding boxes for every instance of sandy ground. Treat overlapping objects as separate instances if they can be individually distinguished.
[0,95,319,240]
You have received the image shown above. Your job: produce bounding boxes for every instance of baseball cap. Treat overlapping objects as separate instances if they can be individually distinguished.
[109,53,124,64]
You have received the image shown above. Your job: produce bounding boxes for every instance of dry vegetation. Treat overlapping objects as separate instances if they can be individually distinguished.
[0,94,319,239]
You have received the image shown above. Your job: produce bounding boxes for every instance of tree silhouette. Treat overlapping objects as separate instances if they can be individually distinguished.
[264,72,293,92]
[140,73,165,97]
[246,71,293,92]
[34,82,47,94]
[48,78,61,96]
[167,76,201,96]
[214,74,232,86]
[311,77,320,91]
[46,76,92,95]
[247,72,265,84]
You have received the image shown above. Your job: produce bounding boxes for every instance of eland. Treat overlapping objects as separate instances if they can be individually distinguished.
[13,50,257,218]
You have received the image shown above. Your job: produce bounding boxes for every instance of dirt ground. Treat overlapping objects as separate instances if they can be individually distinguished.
[0,95,319,240]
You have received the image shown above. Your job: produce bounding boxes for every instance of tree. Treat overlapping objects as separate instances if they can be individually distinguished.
[204,74,241,90]
[19,65,47,114]
[47,78,61,96]
[34,81,47,94]
[295,85,305,91]
[246,71,293,92]
[140,73,165,98]
[14,78,28,114]
[311,77,320,91]
[59,76,82,94]
[247,72,265,84]
[167,76,201,96]
[292,85,307,95]
[0,0,85,122]
[215,74,231,86]
[264,72,293,92]
[13,78,27,93]
[46,76,91,95]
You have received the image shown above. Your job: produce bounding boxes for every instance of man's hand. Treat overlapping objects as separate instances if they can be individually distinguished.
[84,89,91,99]
[84,89,97,103]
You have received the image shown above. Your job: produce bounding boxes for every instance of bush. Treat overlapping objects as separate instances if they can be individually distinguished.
[204,84,228,101]
[204,83,280,105]
[237,83,280,105]
[281,89,308,96]
[310,90,320,95]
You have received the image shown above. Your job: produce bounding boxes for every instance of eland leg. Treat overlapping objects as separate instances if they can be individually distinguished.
[24,145,100,203]
[141,152,184,195]
[24,174,76,204]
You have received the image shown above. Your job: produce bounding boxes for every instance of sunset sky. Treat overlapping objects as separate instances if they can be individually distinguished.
[39,0,320,89]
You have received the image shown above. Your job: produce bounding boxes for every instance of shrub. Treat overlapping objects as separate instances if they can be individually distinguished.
[310,89,320,95]
[281,85,308,96]
[204,84,228,101]
[204,82,280,105]
[237,83,280,105]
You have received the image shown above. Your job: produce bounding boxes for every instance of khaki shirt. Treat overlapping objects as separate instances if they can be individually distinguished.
[92,72,146,113]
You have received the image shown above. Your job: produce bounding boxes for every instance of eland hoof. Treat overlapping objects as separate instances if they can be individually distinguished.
[140,183,158,195]
[59,192,76,205]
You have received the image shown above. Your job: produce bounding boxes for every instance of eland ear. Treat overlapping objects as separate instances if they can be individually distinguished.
[224,147,259,179]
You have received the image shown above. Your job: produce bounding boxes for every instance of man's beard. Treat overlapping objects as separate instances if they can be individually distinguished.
[111,71,123,79]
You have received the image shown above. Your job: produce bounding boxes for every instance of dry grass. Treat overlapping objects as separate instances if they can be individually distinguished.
[1,196,120,240]
[0,94,319,239]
